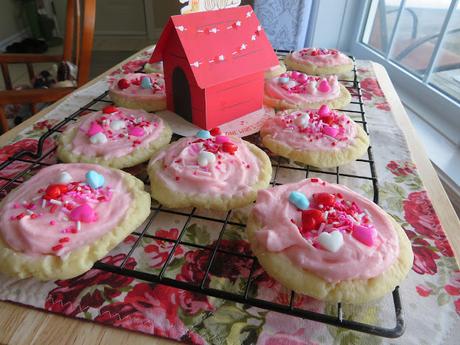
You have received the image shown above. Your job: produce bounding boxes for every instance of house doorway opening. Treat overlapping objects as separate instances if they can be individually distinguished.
[172,67,192,123]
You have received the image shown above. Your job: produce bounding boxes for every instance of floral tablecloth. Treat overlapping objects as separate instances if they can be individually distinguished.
[0,51,459,345]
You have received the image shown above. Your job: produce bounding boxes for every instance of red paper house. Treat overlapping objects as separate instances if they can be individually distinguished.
[149,5,278,130]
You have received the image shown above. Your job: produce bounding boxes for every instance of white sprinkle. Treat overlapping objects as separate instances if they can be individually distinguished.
[32,195,41,201]
[42,199,47,208]
[232,51,237,55]
[22,200,28,205]
[26,210,34,215]
[77,221,81,231]
[49,199,62,206]
[324,211,329,220]
[318,222,326,233]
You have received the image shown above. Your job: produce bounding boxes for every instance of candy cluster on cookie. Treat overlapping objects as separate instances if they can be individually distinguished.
[263,105,356,150]
[287,48,353,69]
[288,179,376,252]
[277,71,338,95]
[252,178,399,282]
[0,166,123,257]
[111,72,165,96]
[72,106,163,157]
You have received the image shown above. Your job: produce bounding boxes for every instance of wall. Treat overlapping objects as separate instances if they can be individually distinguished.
[0,0,28,42]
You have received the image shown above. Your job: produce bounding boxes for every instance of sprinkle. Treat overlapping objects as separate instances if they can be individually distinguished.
[311,178,319,183]
[59,237,70,243]
[52,244,63,251]
[42,199,47,208]
[32,196,41,201]
[26,209,34,215]
[77,221,81,231]
[49,199,63,206]
[30,214,38,219]
[50,220,56,226]
[318,222,326,233]
[71,227,78,233]
[16,213,25,220]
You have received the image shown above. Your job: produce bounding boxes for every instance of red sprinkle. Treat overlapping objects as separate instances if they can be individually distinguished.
[59,237,70,243]
[222,142,238,155]
[52,244,63,251]
[50,205,58,214]
[313,193,336,207]
[103,105,117,114]
[30,214,38,219]
[118,78,130,90]
[16,213,25,220]
[311,178,319,182]
[175,176,180,181]
[71,228,78,234]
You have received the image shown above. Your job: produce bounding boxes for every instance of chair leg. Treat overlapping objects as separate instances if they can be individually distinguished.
[0,105,9,133]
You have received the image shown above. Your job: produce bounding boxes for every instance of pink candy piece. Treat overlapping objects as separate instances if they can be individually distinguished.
[69,203,97,223]
[87,122,103,137]
[297,73,308,82]
[128,126,145,137]
[290,71,300,79]
[322,125,339,138]
[215,135,230,144]
[318,104,331,116]
[318,79,331,93]
[352,224,375,246]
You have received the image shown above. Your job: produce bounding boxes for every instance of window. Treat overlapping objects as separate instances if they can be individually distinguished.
[350,0,460,144]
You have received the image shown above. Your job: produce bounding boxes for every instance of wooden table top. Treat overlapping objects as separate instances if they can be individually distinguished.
[0,50,459,345]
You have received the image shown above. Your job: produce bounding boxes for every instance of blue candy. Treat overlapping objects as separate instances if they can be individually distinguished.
[288,191,310,210]
[86,170,105,189]
[278,76,290,84]
[196,130,211,139]
[141,76,152,89]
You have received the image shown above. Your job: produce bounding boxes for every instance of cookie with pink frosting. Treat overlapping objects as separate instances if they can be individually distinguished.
[108,72,167,111]
[285,48,353,76]
[246,178,413,303]
[264,71,351,110]
[57,106,172,169]
[0,163,151,280]
[260,105,369,167]
[148,128,272,210]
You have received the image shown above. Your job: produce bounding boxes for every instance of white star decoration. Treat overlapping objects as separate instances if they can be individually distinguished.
[190,61,201,68]
[176,25,186,32]
[240,43,247,50]
[251,35,256,41]
[236,20,241,27]
[246,11,253,18]
[218,55,225,61]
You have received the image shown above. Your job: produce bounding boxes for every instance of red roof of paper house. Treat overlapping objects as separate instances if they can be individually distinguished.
[150,5,279,129]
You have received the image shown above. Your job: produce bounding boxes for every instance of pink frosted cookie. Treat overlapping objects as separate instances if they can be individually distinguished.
[264,71,351,110]
[108,72,167,111]
[260,105,369,167]
[247,178,413,303]
[148,128,272,210]
[285,48,353,75]
[0,163,151,280]
[58,106,172,168]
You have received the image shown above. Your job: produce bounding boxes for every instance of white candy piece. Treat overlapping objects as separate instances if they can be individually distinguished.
[110,120,126,131]
[295,114,310,129]
[286,80,298,89]
[89,132,108,144]
[197,150,216,167]
[58,171,73,184]
[318,231,344,253]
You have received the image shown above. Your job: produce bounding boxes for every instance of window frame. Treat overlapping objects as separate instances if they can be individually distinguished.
[349,0,460,145]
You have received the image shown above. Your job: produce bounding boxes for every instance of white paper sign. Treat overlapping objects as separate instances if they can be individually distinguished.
[179,0,241,14]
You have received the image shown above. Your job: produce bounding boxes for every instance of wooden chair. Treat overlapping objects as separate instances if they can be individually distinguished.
[0,0,96,133]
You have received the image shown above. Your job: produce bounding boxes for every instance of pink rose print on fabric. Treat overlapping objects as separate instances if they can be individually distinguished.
[404,191,445,241]
[45,254,136,317]
[95,283,208,344]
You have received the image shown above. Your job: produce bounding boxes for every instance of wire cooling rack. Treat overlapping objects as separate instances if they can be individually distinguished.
[0,51,404,338]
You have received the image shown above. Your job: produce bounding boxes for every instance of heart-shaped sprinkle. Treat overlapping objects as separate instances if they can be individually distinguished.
[295,114,309,129]
[196,130,211,139]
[141,76,152,89]
[197,150,216,167]
[318,79,331,93]
[69,203,97,223]
[313,193,336,207]
[110,120,126,131]
[322,125,339,138]
[318,104,331,116]
[103,105,117,114]
[90,132,108,144]
[288,191,310,210]
[118,78,130,90]
[215,135,230,144]
[58,171,72,184]
[210,127,221,136]
[222,141,238,154]
[128,126,144,137]
[302,209,324,231]
[86,170,105,189]
[87,122,103,137]
[318,231,344,252]
[352,224,376,246]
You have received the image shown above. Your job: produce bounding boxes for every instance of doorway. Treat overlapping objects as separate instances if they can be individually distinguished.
[172,67,192,123]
